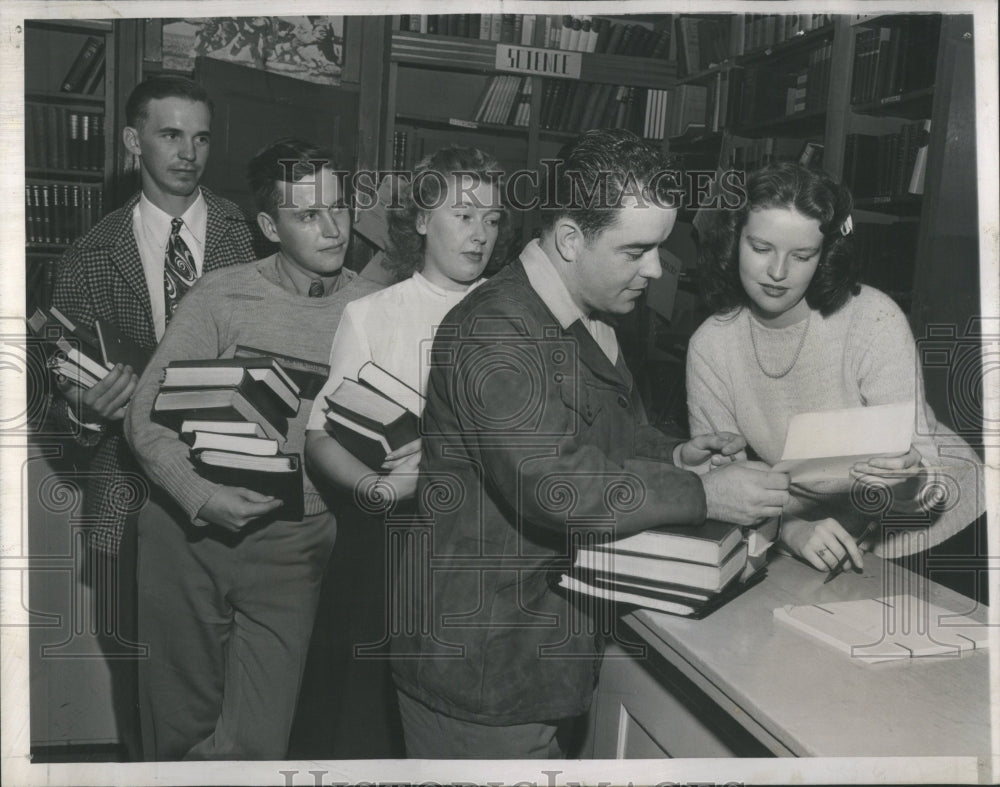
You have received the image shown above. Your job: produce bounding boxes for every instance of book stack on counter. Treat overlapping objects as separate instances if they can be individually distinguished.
[153,358,304,520]
[558,520,768,618]
[323,362,425,470]
[27,305,149,390]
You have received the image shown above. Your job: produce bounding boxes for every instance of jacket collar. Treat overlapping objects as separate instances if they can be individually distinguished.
[510,260,630,391]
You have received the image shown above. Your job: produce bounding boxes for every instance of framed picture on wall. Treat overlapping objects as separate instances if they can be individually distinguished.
[160,16,344,84]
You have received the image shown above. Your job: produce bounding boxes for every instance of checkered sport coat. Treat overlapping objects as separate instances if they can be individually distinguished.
[49,187,260,555]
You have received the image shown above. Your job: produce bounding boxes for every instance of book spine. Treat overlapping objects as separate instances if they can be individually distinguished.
[60,37,102,93]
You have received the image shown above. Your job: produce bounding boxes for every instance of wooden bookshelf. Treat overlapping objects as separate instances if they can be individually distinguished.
[24,19,142,314]
[383,16,678,245]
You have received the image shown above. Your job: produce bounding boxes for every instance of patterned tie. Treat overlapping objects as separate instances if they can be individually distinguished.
[308,280,324,297]
[163,217,198,324]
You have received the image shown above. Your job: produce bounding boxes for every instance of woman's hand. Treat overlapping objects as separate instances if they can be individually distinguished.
[367,451,423,506]
[779,515,867,572]
[852,445,922,483]
[679,432,747,473]
[381,438,421,471]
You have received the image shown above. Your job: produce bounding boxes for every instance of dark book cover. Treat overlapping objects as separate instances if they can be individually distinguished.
[603,22,625,55]
[60,36,103,93]
[94,319,150,375]
[193,450,304,521]
[234,345,328,401]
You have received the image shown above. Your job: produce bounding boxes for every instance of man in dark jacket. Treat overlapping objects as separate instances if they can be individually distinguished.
[391,129,790,758]
[48,76,259,759]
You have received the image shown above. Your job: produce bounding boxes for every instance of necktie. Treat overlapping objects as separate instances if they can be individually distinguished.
[163,217,198,324]
[308,280,324,297]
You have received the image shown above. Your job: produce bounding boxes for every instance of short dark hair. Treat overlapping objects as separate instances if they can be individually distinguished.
[697,161,860,316]
[125,76,213,128]
[540,128,675,241]
[385,145,511,281]
[247,137,343,217]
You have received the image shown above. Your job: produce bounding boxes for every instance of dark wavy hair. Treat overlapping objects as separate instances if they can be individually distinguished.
[698,162,860,316]
[247,137,343,218]
[540,128,675,240]
[126,75,213,128]
[384,145,511,281]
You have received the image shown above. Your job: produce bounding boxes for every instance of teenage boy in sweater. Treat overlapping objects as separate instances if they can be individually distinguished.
[124,139,380,760]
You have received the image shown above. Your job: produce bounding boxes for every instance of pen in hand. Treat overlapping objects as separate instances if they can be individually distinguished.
[823,521,878,584]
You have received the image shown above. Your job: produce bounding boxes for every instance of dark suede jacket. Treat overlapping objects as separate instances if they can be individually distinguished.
[391,259,707,726]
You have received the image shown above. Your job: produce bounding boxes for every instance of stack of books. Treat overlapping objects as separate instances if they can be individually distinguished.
[559,520,765,618]
[153,358,304,519]
[27,305,148,390]
[323,361,424,469]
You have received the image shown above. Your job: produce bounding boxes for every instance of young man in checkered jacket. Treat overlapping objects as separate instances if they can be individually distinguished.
[48,75,261,759]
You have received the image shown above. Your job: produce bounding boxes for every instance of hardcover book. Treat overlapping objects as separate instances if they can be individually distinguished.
[193,450,304,522]
[161,358,300,417]
[573,540,748,593]
[588,520,743,565]
[153,387,289,442]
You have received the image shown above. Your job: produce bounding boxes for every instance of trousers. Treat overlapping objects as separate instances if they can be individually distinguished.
[137,490,336,760]
[396,690,570,759]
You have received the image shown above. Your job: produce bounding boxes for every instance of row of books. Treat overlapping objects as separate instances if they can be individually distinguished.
[25,105,105,171]
[850,16,941,105]
[398,14,535,45]
[396,14,672,60]
[674,13,835,75]
[25,183,104,246]
[738,13,834,56]
[152,358,306,520]
[736,43,832,127]
[558,520,772,618]
[58,35,107,94]
[843,120,931,200]
[537,80,663,140]
[473,76,532,127]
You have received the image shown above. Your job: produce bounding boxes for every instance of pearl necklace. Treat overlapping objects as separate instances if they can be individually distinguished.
[748,309,811,379]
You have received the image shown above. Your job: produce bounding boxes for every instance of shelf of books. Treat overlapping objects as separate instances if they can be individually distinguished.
[24,19,114,314]
[385,13,679,245]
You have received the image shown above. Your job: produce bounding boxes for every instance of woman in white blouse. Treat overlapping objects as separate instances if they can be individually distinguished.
[305,145,510,502]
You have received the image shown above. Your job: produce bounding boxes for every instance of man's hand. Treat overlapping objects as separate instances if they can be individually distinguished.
[678,432,747,472]
[702,460,790,526]
[56,363,138,423]
[197,486,283,532]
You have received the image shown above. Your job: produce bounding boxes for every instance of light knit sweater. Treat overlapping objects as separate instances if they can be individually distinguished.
[686,285,983,557]
[125,255,382,522]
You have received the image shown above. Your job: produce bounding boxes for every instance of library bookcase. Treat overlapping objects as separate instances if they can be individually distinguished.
[24,18,142,317]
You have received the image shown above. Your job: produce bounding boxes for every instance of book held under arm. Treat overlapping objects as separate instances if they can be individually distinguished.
[324,368,422,469]
[161,357,300,416]
[152,387,289,443]
[192,450,304,522]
